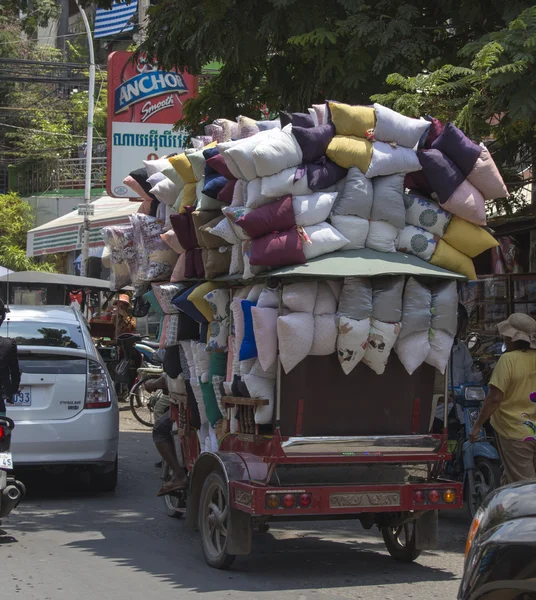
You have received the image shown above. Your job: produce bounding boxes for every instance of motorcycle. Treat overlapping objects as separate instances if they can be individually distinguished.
[0,416,25,521]
[442,384,501,518]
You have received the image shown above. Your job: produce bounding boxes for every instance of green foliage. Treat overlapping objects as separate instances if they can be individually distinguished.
[0,193,56,272]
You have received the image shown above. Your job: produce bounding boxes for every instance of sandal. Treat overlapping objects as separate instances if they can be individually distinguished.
[156,481,187,497]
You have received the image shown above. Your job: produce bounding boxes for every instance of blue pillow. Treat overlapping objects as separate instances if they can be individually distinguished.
[203,147,219,160]
[239,300,258,361]
[171,283,207,324]
[202,172,228,199]
[142,290,162,315]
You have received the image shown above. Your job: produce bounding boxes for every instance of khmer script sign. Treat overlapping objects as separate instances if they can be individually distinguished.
[107,51,198,198]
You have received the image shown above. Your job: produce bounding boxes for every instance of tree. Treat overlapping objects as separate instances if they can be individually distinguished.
[0,192,56,271]
[123,0,535,133]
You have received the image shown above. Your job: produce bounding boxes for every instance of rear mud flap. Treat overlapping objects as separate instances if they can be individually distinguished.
[415,510,438,550]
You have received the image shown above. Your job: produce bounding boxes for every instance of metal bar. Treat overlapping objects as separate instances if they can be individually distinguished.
[275,282,283,424]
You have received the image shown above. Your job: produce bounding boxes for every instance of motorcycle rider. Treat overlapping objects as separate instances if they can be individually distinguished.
[0,299,21,417]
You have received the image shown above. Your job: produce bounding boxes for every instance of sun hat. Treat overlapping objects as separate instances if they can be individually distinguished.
[498,313,536,349]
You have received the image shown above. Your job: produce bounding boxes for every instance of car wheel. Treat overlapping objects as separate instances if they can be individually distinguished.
[93,459,118,492]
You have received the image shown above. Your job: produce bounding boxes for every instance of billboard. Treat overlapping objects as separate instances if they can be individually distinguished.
[106,51,198,198]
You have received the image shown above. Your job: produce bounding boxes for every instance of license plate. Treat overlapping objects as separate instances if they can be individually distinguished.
[0,453,13,470]
[12,386,31,406]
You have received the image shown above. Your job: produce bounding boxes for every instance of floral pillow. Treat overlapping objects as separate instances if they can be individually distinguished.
[404,191,452,237]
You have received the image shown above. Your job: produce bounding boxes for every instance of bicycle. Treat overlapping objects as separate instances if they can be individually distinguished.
[129,365,164,427]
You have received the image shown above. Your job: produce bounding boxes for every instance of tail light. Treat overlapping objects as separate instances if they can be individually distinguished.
[283,494,295,508]
[86,360,111,409]
[299,493,312,508]
[0,426,4,441]
[265,492,313,510]
[413,490,425,504]
[428,490,441,504]
[443,489,456,504]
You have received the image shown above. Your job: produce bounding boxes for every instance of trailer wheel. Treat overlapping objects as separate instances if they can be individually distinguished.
[199,471,236,569]
[382,522,422,562]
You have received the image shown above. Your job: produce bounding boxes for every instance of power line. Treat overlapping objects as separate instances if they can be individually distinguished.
[0,32,90,47]
[0,122,106,140]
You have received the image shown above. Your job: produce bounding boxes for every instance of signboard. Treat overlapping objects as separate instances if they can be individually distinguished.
[106,51,198,198]
[78,204,95,217]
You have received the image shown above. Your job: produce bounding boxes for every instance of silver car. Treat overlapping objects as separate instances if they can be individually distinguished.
[4,306,119,491]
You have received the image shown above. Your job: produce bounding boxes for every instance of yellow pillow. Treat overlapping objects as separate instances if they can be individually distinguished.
[430,239,477,280]
[328,102,376,137]
[326,135,373,172]
[443,216,498,258]
[188,282,223,321]
[169,153,196,183]
[178,183,196,214]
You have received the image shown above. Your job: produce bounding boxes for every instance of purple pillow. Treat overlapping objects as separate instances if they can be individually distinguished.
[280,111,315,128]
[306,157,347,191]
[404,171,434,198]
[236,195,295,238]
[431,122,482,176]
[170,213,197,250]
[217,180,235,204]
[418,149,465,204]
[206,154,236,180]
[423,116,444,149]
[184,249,197,279]
[194,248,204,278]
[292,123,335,163]
[250,228,306,267]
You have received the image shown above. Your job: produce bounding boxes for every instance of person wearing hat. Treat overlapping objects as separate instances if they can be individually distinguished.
[469,313,536,484]
[0,299,21,417]
[113,294,136,335]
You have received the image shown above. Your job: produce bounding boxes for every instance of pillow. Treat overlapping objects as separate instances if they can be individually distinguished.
[149,177,180,207]
[102,225,136,290]
[327,102,376,137]
[423,116,445,148]
[172,283,207,323]
[283,281,318,313]
[245,178,277,209]
[232,179,245,207]
[144,157,171,177]
[313,103,327,126]
[467,146,508,200]
[250,228,306,267]
[231,294,247,357]
[176,310,201,341]
[236,195,295,238]
[309,314,337,356]
[204,288,230,352]
[280,111,315,128]
[332,167,373,219]
[175,182,196,214]
[199,379,223,426]
[217,180,235,204]
[159,315,169,349]
[399,277,432,339]
[247,284,265,304]
[161,163,183,187]
[130,214,177,283]
[425,329,454,374]
[197,182,224,211]
[365,220,399,253]
[202,248,232,279]
[363,319,401,375]
[229,243,244,275]
[302,223,349,260]
[242,374,275,425]
[169,213,196,251]
[442,179,487,226]
[326,136,373,172]
[169,153,197,183]
[372,276,404,323]
[251,307,278,371]
[338,277,373,320]
[243,239,268,278]
[198,216,231,249]
[431,122,482,176]
[429,239,477,279]
[261,167,312,198]
[226,130,275,181]
[417,149,465,204]
[192,211,222,248]
[431,280,458,336]
[257,118,281,131]
[210,217,240,245]
[184,248,205,279]
[330,215,369,250]
[306,157,348,191]
[152,282,184,314]
[221,205,253,242]
[337,316,370,374]
[395,330,431,375]
[371,174,406,230]
[188,282,223,322]
[404,191,452,237]
[314,282,337,315]
[373,103,430,149]
[405,170,434,198]
[237,115,260,138]
[155,200,166,222]
[292,123,335,163]
[213,118,238,142]
[142,289,163,315]
[164,314,181,347]
[124,173,154,202]
[202,172,228,200]
[443,215,498,258]
[277,312,315,374]
[249,358,277,379]
[397,225,437,261]
[257,287,279,309]
[366,142,421,178]
[186,147,208,180]
[147,172,167,188]
[252,125,303,177]
[292,192,337,227]
[239,300,258,361]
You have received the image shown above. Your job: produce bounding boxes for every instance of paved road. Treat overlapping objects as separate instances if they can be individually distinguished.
[1,413,470,599]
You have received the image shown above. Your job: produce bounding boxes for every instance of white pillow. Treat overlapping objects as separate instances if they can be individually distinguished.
[162,164,183,186]
[245,178,277,209]
[397,225,437,261]
[365,142,422,178]
[399,277,432,339]
[394,331,430,375]
[147,172,167,187]
[257,287,279,309]
[283,281,318,313]
[180,340,195,379]
[240,357,256,376]
[252,125,303,178]
[371,174,406,230]
[330,215,369,250]
[261,167,312,198]
[373,103,430,149]
[327,280,343,301]
[192,341,210,382]
[302,223,349,260]
[231,295,246,354]
[314,282,337,315]
[308,107,319,127]
[144,157,172,177]
[431,281,458,336]
[210,217,240,245]
[246,283,265,302]
[277,312,315,374]
[426,329,454,374]
[243,373,275,425]
[229,243,244,275]
[363,319,401,375]
[227,130,275,181]
[232,179,245,207]
[309,314,337,355]
[252,307,278,372]
[219,140,245,179]
[150,177,181,207]
[222,206,253,241]
[190,378,207,425]
[337,316,370,375]
[338,277,372,320]
[293,192,338,227]
[184,147,207,181]
[365,220,399,253]
[204,288,230,352]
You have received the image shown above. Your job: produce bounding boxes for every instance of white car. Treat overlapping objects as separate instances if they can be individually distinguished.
[3,306,119,491]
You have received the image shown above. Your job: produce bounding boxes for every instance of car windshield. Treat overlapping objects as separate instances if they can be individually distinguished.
[4,320,85,349]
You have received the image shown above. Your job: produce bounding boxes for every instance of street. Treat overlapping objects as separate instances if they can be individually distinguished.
[1,412,470,600]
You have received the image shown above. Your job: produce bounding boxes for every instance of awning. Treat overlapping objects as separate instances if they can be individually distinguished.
[0,270,123,290]
[26,196,139,257]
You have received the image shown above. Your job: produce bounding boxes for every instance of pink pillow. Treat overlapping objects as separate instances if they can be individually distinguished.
[250,228,305,267]
[236,195,295,239]
[467,146,508,200]
[137,199,152,215]
[123,175,152,202]
[170,253,186,282]
[161,230,185,254]
[443,180,487,226]
[206,154,236,180]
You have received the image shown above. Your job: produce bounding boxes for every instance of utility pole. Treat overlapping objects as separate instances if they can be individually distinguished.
[74,0,95,278]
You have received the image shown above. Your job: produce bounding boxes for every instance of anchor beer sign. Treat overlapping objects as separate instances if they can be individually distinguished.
[107,51,198,198]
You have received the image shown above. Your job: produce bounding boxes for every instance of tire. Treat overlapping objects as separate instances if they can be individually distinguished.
[198,471,236,569]
[465,457,502,519]
[382,521,422,562]
[93,459,118,492]
[129,380,155,427]
[161,461,186,519]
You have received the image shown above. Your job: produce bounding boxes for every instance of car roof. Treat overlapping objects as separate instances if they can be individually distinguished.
[5,305,80,323]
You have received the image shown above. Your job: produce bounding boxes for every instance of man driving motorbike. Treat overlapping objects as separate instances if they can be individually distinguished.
[0,299,21,416]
